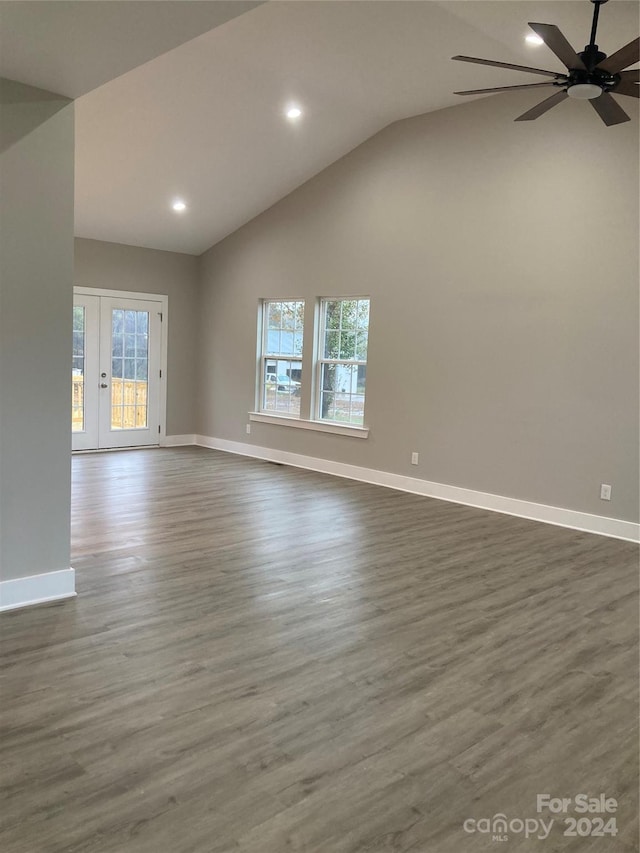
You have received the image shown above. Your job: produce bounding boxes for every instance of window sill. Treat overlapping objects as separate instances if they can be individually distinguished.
[249,412,369,439]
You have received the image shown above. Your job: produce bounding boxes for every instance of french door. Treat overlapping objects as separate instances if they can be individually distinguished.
[72,290,165,450]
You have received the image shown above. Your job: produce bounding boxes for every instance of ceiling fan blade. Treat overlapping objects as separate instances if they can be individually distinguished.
[514,90,568,121]
[596,37,640,73]
[451,55,563,78]
[619,69,640,82]
[528,23,587,71]
[612,79,639,98]
[589,92,631,125]
[454,82,559,96]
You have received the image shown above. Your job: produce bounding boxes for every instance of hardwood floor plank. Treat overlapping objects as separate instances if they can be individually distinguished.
[0,447,637,852]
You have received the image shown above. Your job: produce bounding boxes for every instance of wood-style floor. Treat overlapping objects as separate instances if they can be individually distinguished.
[1,447,638,853]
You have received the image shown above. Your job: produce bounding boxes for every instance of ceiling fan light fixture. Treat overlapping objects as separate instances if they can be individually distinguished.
[567,82,603,99]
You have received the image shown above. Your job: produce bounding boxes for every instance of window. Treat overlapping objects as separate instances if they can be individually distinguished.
[256,296,370,434]
[260,300,304,416]
[318,298,369,426]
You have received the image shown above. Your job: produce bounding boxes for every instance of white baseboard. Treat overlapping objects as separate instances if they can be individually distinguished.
[195,435,640,543]
[161,434,196,447]
[0,568,76,613]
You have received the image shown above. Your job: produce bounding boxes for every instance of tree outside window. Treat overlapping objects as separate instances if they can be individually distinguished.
[318,298,369,425]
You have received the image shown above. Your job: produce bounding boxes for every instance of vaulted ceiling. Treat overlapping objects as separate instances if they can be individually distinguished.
[2,1,637,255]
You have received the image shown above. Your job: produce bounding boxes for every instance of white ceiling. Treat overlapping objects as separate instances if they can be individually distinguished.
[2,1,638,255]
[0,1,263,98]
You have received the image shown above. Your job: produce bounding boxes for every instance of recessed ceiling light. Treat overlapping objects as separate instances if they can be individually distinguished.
[172,200,187,212]
[525,34,544,46]
[286,106,302,119]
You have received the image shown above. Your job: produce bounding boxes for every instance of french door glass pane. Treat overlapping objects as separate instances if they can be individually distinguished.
[110,309,149,429]
[72,306,85,431]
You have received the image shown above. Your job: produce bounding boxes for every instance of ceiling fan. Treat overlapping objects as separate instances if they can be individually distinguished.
[452,0,639,126]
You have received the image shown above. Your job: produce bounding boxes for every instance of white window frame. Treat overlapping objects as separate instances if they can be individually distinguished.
[251,295,370,439]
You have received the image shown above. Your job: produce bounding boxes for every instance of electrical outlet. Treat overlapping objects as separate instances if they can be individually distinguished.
[411,452,419,465]
[246,424,251,435]
[600,483,612,501]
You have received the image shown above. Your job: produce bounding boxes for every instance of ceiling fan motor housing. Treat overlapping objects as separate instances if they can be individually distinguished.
[567,52,619,99]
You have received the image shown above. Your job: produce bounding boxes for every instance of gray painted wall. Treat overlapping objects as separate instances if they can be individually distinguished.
[0,79,74,581]
[198,92,639,523]
[74,238,199,437]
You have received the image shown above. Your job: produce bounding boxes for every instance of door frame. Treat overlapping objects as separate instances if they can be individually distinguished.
[73,286,169,448]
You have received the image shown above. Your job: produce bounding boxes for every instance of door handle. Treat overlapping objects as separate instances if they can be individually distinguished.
[100,383,108,388]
